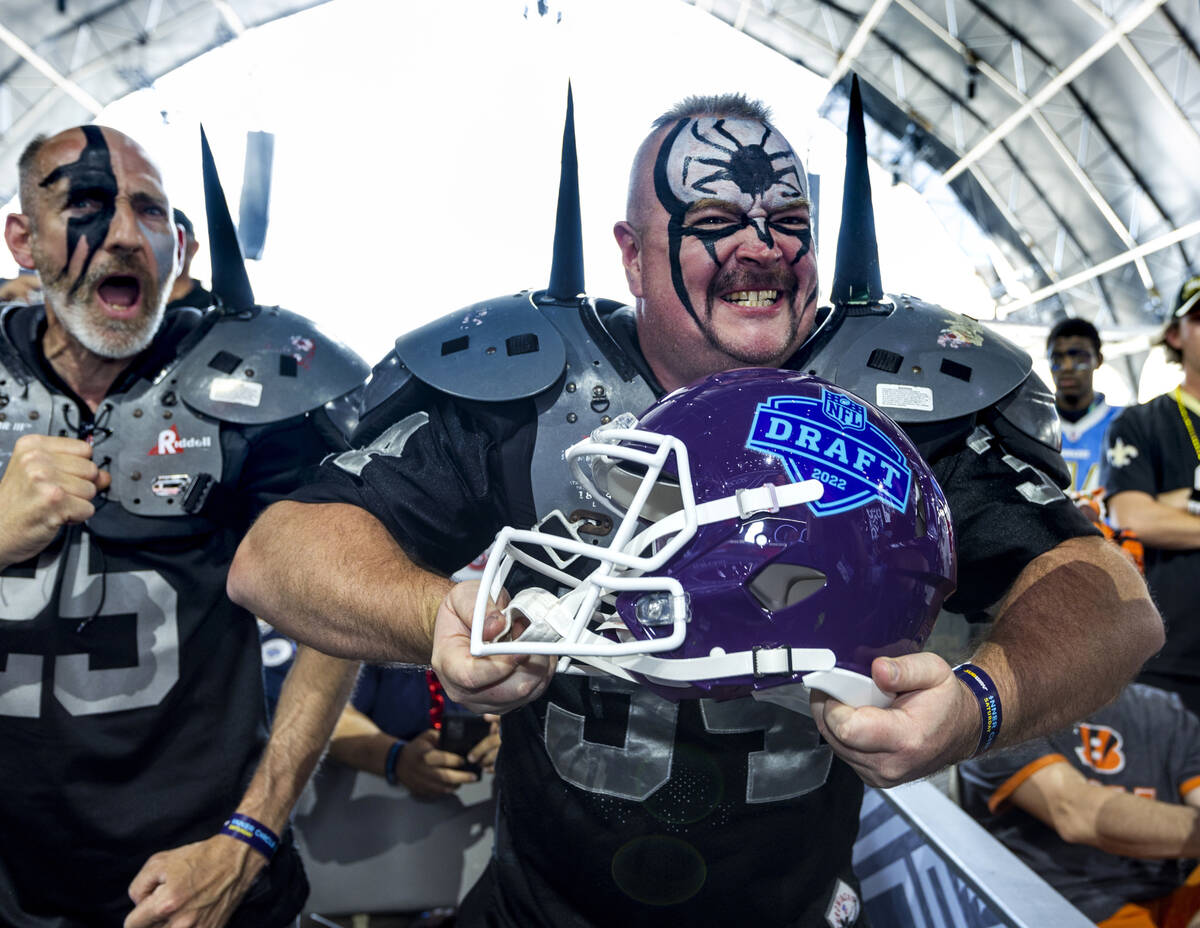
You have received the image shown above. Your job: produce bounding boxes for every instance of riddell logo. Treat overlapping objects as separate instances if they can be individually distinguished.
[148,425,212,456]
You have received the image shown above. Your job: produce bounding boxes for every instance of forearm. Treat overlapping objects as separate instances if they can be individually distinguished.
[327,702,399,777]
[234,645,359,833]
[971,535,1163,750]
[228,500,451,663]
[1088,792,1200,858]
[1109,490,1200,550]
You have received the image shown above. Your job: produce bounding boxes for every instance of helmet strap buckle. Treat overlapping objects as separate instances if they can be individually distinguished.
[735,483,781,519]
[751,645,794,678]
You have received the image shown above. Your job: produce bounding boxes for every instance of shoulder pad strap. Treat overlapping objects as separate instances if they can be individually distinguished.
[803,294,1031,424]
[359,349,413,420]
[394,290,567,402]
[993,371,1061,453]
[174,306,369,425]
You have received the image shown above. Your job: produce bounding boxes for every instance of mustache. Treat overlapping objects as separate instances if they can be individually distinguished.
[709,264,798,300]
[76,251,153,295]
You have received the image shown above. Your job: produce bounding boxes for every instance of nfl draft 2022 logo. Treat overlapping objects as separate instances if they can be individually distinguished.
[746,389,911,517]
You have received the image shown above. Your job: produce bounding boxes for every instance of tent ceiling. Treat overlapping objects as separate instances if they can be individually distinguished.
[0,0,329,204]
[1,0,1197,330]
[698,0,1200,329]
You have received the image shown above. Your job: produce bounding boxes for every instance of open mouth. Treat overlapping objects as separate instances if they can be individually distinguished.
[723,289,781,308]
[97,275,142,315]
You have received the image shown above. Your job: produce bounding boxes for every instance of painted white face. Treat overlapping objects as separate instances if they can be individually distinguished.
[660,117,808,217]
[639,116,816,377]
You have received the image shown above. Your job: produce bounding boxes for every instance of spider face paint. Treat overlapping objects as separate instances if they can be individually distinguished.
[31,126,177,359]
[643,117,817,372]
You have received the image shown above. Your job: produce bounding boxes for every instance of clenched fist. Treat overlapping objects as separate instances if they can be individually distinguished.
[0,434,111,568]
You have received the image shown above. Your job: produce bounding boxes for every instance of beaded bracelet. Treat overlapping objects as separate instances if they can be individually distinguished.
[220,813,279,861]
[953,662,1002,757]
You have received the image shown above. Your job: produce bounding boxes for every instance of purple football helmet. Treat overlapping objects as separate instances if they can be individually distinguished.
[473,368,956,707]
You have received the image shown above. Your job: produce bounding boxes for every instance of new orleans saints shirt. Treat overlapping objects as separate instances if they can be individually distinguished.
[1103,392,1200,677]
[959,683,1200,921]
[0,305,340,927]
[293,304,1096,927]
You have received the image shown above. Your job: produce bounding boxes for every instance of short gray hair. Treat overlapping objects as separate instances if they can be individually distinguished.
[17,133,49,216]
[650,93,773,129]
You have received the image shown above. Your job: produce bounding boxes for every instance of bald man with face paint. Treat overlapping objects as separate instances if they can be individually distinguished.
[231,95,1160,927]
[8,126,181,406]
[615,114,818,391]
[0,126,364,928]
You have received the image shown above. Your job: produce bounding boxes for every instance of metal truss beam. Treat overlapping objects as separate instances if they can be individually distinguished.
[829,0,892,84]
[0,21,102,115]
[943,0,1165,183]
[999,217,1200,316]
[895,0,1153,288]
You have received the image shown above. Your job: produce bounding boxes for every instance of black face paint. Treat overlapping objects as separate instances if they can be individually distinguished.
[39,125,116,298]
[652,118,811,324]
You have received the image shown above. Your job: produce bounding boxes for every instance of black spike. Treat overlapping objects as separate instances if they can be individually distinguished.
[831,75,883,306]
[546,82,585,302]
[201,125,255,310]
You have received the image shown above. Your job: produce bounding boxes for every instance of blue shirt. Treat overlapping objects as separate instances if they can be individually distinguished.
[1060,394,1122,495]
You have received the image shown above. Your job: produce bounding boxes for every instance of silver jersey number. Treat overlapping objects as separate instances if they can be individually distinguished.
[543,680,831,804]
[0,538,179,717]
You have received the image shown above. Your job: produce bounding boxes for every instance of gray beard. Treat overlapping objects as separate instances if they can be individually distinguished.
[46,282,165,360]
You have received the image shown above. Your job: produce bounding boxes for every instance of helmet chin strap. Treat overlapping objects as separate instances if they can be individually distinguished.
[499,585,893,709]
[498,585,840,690]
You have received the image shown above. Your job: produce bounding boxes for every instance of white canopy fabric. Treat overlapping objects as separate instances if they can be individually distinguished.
[1,0,1197,336]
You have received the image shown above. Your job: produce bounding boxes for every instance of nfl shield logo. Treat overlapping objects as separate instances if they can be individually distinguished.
[822,393,866,431]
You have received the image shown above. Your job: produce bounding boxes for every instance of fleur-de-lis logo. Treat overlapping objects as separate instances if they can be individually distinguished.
[1106,438,1139,469]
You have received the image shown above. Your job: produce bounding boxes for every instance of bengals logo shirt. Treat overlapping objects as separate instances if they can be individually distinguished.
[957,683,1200,921]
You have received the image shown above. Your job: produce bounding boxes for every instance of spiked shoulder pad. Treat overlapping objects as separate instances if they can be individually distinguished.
[176,306,368,424]
[805,295,1032,425]
[392,290,567,402]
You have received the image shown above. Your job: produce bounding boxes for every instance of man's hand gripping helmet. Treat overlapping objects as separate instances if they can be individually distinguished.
[473,369,955,708]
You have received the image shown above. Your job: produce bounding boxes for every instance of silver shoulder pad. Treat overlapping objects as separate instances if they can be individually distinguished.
[175,307,368,425]
[804,294,1031,424]
[530,300,656,529]
[393,290,567,401]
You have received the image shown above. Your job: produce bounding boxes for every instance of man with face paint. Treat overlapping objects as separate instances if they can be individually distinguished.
[230,94,1161,927]
[620,112,819,390]
[0,125,365,928]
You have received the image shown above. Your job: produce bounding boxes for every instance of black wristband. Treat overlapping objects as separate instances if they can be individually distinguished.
[953,662,1002,756]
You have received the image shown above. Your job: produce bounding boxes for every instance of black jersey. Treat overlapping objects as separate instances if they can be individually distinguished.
[294,304,1095,927]
[0,305,340,927]
[959,684,1200,921]
[1103,392,1200,676]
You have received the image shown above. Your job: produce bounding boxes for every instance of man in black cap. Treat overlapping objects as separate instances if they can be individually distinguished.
[1104,273,1200,713]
